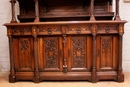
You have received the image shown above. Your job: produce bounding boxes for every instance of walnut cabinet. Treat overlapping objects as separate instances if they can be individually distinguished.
[4,0,126,83]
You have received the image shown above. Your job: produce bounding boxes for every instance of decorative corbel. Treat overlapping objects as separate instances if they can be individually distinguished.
[119,24,124,36]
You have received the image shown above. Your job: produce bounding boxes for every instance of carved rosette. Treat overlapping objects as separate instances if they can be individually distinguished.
[119,24,124,36]
[91,25,97,36]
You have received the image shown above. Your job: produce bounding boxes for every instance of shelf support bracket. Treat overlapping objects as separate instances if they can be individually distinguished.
[90,0,96,21]
[10,0,17,23]
[34,0,40,22]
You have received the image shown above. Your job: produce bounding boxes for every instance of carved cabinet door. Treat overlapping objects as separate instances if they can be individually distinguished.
[38,36,63,72]
[13,37,34,72]
[96,35,118,71]
[67,35,92,72]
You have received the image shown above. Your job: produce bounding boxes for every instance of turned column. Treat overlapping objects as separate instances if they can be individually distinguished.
[10,0,17,23]
[91,24,97,83]
[61,26,67,73]
[7,27,15,82]
[34,0,40,22]
[90,0,96,21]
[117,24,124,82]
[115,0,121,20]
[32,26,40,83]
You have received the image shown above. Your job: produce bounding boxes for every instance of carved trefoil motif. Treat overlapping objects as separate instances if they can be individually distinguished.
[72,37,86,68]
[45,38,58,68]
[20,39,29,51]
[102,39,111,53]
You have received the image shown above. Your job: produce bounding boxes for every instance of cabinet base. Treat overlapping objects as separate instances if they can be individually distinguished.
[9,71,124,83]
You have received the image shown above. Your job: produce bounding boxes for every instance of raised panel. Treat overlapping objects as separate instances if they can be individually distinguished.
[38,36,63,71]
[13,37,34,71]
[68,35,92,71]
[97,35,118,71]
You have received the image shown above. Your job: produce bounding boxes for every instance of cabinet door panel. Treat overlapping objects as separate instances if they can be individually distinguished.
[13,37,34,71]
[97,35,118,71]
[38,36,63,71]
[68,35,92,72]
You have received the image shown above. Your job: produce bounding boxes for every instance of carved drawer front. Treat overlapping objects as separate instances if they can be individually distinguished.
[96,35,118,71]
[12,26,32,35]
[97,25,118,34]
[37,25,62,35]
[13,37,34,71]
[67,35,92,72]
[38,36,63,71]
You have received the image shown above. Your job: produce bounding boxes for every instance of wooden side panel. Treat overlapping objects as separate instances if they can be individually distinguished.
[68,35,92,72]
[13,37,34,71]
[97,35,118,71]
[38,36,63,71]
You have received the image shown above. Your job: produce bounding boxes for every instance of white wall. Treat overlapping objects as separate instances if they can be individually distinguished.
[0,0,130,72]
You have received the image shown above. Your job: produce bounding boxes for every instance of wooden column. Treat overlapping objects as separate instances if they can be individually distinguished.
[7,27,15,83]
[91,25,97,83]
[34,0,40,22]
[90,0,95,21]
[115,0,121,20]
[10,0,17,23]
[32,26,40,83]
[118,24,124,82]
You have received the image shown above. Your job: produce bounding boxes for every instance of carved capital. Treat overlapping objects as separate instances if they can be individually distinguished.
[91,25,97,36]
[61,26,67,34]
[7,27,12,37]
[32,26,37,36]
[119,24,124,36]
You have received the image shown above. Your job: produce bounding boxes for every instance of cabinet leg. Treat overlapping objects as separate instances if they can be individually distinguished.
[117,74,124,82]
[92,68,97,83]
[117,71,124,82]
[9,70,15,83]
[34,71,40,83]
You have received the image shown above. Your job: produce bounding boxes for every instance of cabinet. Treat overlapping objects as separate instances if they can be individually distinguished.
[4,0,126,83]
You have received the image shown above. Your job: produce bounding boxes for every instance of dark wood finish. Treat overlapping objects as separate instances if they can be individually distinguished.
[4,0,126,83]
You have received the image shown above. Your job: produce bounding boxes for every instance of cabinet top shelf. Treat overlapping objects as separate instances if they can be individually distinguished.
[4,20,127,26]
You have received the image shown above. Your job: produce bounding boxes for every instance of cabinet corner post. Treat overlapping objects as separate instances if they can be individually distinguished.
[117,24,124,82]
[7,27,16,83]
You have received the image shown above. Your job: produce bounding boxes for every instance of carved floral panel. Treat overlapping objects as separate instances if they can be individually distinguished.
[44,38,59,68]
[71,37,86,68]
